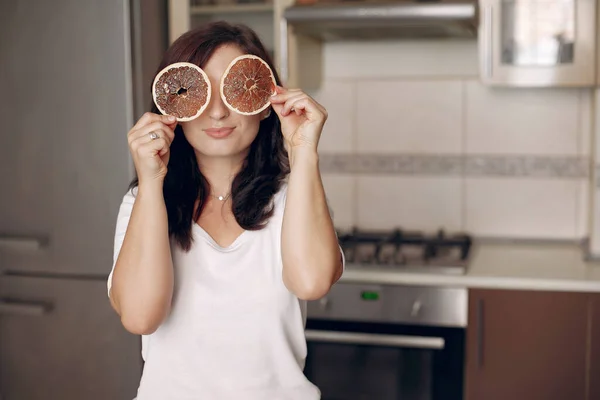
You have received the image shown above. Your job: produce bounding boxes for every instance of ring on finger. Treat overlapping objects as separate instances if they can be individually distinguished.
[148,131,160,140]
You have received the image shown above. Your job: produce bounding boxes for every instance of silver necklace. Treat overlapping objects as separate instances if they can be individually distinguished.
[209,192,231,201]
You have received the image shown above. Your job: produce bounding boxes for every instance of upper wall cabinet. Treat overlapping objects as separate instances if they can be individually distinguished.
[168,0,599,90]
[168,0,480,90]
[168,0,310,88]
[278,0,478,89]
[478,0,599,87]
[168,0,276,62]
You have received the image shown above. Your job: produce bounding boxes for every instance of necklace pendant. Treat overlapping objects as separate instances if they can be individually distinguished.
[218,195,224,201]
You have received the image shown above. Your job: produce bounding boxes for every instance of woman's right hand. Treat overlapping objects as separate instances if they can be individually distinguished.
[127,112,177,185]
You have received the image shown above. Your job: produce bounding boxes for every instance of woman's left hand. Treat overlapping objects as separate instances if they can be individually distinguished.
[270,86,328,152]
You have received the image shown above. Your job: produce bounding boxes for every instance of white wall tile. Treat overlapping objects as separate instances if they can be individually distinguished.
[588,89,600,255]
[357,176,463,231]
[579,89,593,157]
[465,81,581,155]
[594,89,600,160]
[590,187,600,254]
[356,80,463,154]
[324,40,478,79]
[322,175,356,230]
[576,179,590,238]
[465,178,580,239]
[310,81,355,154]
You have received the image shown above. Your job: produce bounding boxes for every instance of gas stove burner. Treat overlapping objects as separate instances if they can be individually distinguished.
[337,227,472,273]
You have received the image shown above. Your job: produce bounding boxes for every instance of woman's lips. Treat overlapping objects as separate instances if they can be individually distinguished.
[203,127,234,139]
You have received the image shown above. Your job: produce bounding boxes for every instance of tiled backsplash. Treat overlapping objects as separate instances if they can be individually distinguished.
[320,154,588,178]
[312,40,593,240]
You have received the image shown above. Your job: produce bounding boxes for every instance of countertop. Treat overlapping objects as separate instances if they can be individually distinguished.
[339,240,600,293]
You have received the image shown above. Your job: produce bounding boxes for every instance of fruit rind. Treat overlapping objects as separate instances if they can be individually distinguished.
[219,54,276,116]
[152,62,212,122]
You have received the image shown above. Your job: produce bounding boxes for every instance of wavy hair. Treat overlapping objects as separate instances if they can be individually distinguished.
[130,21,290,251]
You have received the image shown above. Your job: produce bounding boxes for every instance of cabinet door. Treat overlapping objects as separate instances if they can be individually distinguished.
[589,294,600,400]
[478,0,597,87]
[0,0,133,275]
[0,276,142,400]
[466,289,588,400]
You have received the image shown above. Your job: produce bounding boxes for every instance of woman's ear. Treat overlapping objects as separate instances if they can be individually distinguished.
[261,108,272,120]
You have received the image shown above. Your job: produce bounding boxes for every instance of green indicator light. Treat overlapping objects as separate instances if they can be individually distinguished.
[361,291,380,301]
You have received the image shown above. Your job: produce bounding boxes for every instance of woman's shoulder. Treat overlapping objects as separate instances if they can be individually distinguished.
[115,186,138,218]
[271,180,289,212]
[123,186,138,202]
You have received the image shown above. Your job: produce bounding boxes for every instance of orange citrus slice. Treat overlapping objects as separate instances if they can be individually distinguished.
[152,62,211,122]
[220,55,276,116]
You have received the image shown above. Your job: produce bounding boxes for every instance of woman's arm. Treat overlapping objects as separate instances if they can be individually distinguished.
[109,183,174,335]
[271,87,343,300]
[281,149,343,300]
[109,113,177,335]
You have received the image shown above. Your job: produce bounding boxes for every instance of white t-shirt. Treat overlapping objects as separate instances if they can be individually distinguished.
[108,184,342,400]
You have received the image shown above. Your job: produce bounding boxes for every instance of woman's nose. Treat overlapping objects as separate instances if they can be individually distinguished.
[208,83,229,120]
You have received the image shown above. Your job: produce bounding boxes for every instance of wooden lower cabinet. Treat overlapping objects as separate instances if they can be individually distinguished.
[589,294,600,400]
[466,289,590,400]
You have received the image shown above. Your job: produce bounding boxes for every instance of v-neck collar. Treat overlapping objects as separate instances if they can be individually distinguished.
[192,222,250,252]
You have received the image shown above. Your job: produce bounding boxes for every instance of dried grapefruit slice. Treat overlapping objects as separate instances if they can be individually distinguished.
[152,62,211,122]
[220,55,276,116]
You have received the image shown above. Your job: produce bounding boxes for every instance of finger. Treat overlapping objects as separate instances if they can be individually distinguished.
[129,127,171,148]
[274,85,300,94]
[285,97,325,121]
[290,91,327,115]
[270,88,305,105]
[131,112,177,133]
[130,121,175,144]
[271,101,285,118]
[165,120,178,131]
[280,94,307,116]
[130,130,166,148]
[136,136,170,158]
[292,92,328,117]
[130,130,172,156]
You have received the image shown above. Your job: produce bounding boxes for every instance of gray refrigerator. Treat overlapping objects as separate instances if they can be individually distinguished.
[0,1,167,398]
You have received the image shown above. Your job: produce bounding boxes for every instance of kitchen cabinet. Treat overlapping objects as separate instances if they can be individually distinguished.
[466,289,589,400]
[589,294,600,399]
[477,0,598,87]
[0,276,141,399]
[168,0,321,89]
[168,0,275,58]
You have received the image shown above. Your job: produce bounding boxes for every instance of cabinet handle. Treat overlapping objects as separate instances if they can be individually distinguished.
[0,236,47,252]
[477,298,484,369]
[483,5,493,78]
[0,299,52,316]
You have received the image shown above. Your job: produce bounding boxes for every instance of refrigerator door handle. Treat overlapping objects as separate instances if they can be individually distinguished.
[0,235,48,252]
[0,299,52,316]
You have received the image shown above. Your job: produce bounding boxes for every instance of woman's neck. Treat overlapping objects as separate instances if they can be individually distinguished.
[196,153,246,197]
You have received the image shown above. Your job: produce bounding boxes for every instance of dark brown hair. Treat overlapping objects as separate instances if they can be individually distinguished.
[130,21,290,250]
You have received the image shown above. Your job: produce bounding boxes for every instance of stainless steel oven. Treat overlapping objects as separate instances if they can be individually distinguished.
[304,283,467,400]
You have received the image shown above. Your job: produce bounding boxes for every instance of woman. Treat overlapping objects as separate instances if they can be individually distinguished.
[107,21,344,399]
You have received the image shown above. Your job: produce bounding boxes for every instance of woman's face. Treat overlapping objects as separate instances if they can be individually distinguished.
[180,45,270,160]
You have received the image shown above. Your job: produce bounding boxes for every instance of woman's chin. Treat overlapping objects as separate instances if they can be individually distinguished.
[194,143,250,160]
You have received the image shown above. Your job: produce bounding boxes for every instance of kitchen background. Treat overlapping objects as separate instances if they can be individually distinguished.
[315,39,592,240]
[3,0,600,399]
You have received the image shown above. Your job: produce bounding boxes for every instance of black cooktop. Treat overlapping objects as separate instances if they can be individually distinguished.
[337,227,472,267]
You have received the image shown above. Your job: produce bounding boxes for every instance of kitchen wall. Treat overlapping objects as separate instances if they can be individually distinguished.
[311,40,593,240]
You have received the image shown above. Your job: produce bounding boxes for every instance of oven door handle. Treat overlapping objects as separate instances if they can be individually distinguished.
[305,330,445,350]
